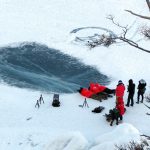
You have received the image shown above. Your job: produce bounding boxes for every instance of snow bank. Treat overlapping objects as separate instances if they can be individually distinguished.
[46,123,140,150]
[90,123,140,150]
[46,132,88,150]
[45,124,141,150]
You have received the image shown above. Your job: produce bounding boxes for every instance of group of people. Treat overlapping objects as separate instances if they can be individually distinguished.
[78,79,147,124]
[115,79,147,122]
[126,79,146,106]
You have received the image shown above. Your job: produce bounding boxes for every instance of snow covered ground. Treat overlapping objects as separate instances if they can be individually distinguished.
[0,84,149,150]
[0,0,150,149]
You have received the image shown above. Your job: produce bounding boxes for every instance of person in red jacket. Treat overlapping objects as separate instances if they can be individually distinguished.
[89,83,115,95]
[89,83,106,94]
[116,80,125,97]
[115,80,125,121]
[115,80,125,104]
[78,87,94,98]
[78,83,115,101]
[116,101,125,121]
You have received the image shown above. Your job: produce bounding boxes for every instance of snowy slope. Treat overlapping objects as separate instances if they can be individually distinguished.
[0,0,150,150]
[0,84,149,150]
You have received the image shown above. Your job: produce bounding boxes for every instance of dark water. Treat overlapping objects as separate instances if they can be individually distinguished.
[0,42,110,93]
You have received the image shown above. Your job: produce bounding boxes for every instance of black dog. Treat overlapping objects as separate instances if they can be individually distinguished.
[105,108,120,126]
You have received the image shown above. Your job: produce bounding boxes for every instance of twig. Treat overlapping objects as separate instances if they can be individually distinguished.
[125,10,150,20]
[146,0,150,12]
[143,103,150,109]
[141,134,150,139]
[107,15,150,53]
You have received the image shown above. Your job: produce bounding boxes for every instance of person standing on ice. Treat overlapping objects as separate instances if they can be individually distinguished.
[136,79,146,104]
[115,80,125,121]
[126,79,135,107]
[115,80,125,104]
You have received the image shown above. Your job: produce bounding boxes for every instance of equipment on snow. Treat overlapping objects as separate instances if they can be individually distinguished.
[35,100,40,108]
[79,98,89,108]
[52,94,60,107]
[92,106,105,113]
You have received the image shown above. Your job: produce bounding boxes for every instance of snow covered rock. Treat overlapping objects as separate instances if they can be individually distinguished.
[90,123,140,150]
[46,132,88,150]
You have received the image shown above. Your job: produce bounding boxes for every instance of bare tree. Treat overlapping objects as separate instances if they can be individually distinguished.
[125,0,150,20]
[86,0,150,52]
[107,15,150,53]
[115,139,150,150]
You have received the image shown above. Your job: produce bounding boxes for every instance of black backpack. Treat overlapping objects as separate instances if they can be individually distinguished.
[92,106,105,113]
[52,94,60,107]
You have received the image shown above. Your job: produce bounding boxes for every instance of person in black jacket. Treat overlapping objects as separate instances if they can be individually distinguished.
[136,79,146,104]
[126,79,135,107]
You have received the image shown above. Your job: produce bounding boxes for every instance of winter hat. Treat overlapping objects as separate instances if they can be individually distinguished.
[118,80,123,84]
[129,79,133,84]
[139,79,146,84]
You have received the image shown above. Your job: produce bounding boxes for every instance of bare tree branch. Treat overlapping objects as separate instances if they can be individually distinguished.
[107,15,129,37]
[118,37,150,53]
[146,0,150,12]
[107,15,150,53]
[141,134,150,139]
[125,0,150,19]
[144,103,150,109]
[107,15,128,29]
[125,10,150,20]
